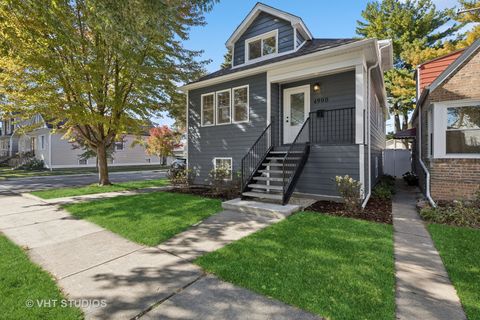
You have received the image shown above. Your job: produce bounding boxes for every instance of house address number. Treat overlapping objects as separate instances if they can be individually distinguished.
[314,97,329,104]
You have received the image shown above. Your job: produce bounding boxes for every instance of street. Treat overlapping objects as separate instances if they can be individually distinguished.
[0,170,167,194]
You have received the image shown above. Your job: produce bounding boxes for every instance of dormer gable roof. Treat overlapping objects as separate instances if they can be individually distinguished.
[225,2,312,48]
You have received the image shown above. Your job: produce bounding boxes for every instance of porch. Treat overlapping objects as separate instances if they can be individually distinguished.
[241,70,360,204]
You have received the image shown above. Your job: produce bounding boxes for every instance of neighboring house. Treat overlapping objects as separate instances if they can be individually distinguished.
[181,3,393,204]
[412,38,480,203]
[0,117,19,158]
[2,115,164,168]
[386,139,410,150]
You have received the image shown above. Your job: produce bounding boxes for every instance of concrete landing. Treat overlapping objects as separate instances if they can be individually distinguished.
[393,181,466,320]
[222,198,301,218]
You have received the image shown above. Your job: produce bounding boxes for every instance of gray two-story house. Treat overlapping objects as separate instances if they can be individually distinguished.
[181,3,393,205]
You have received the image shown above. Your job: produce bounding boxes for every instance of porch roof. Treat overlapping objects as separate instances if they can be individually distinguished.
[394,128,416,139]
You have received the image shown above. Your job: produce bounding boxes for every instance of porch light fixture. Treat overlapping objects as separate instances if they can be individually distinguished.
[313,82,321,93]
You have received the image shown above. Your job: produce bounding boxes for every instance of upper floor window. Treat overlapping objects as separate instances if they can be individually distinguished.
[201,93,215,127]
[114,141,125,151]
[233,86,249,123]
[216,89,231,125]
[446,106,480,154]
[245,30,277,62]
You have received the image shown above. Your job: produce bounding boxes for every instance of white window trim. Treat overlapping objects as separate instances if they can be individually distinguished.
[215,89,232,126]
[213,157,233,180]
[232,85,250,124]
[39,135,45,150]
[201,92,216,127]
[245,30,279,63]
[432,100,480,159]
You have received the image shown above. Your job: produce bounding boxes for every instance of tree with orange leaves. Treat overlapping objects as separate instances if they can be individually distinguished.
[146,126,182,165]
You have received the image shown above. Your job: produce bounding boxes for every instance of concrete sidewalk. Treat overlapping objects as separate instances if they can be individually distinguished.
[392,181,466,320]
[0,193,319,319]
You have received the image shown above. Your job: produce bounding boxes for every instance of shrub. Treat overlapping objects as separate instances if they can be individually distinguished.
[372,175,396,200]
[335,175,362,212]
[15,158,45,171]
[402,171,418,186]
[420,201,480,229]
[207,168,240,199]
[372,183,393,200]
[167,168,193,187]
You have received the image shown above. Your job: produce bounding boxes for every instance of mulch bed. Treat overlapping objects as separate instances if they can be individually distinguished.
[305,197,392,224]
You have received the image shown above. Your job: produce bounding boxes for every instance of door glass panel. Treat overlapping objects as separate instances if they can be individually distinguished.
[290,93,304,126]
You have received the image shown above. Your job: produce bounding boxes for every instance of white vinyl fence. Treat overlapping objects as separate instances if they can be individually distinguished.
[383,149,412,177]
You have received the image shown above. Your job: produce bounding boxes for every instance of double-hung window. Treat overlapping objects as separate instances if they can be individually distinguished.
[233,86,249,123]
[216,89,231,125]
[446,105,480,154]
[246,30,278,61]
[201,93,215,126]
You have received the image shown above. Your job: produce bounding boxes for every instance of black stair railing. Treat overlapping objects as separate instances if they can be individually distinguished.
[281,117,310,204]
[309,107,355,145]
[241,124,272,192]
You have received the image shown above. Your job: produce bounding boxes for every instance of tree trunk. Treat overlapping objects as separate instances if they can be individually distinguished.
[394,114,401,132]
[97,143,111,186]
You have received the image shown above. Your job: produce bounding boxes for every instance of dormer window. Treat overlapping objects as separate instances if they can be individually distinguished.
[245,30,278,62]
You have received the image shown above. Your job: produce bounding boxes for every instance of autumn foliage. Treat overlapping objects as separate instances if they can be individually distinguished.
[146,126,182,161]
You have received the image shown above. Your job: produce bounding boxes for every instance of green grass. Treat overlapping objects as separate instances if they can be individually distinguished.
[0,234,83,319]
[63,192,222,246]
[196,212,395,320]
[0,164,167,180]
[428,224,480,320]
[31,178,170,199]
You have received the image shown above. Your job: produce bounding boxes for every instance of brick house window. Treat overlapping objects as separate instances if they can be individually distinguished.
[446,106,480,154]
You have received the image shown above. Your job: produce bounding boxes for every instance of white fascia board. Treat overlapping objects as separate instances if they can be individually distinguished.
[181,38,375,91]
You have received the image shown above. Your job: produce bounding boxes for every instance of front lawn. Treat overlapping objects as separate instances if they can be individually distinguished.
[196,212,395,320]
[428,224,480,320]
[0,234,82,319]
[63,192,222,246]
[31,178,170,199]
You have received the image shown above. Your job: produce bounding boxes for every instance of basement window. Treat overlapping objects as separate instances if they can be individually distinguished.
[213,157,232,180]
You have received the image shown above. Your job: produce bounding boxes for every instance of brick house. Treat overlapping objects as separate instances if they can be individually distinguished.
[411,38,480,203]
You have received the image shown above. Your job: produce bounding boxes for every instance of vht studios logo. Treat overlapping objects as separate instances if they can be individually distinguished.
[25,299,107,308]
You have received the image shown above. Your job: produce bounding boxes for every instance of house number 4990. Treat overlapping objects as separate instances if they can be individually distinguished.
[314,97,329,104]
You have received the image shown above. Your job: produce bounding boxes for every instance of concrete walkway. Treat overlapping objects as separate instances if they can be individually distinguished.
[392,181,466,320]
[0,193,319,320]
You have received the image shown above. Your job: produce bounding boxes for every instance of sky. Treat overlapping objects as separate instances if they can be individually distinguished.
[156,0,461,129]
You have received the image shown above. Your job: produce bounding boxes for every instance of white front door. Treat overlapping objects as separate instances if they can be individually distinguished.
[283,85,310,144]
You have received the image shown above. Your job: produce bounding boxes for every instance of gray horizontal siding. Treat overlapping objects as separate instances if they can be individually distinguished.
[295,145,360,196]
[188,72,267,184]
[233,12,294,66]
[369,86,386,186]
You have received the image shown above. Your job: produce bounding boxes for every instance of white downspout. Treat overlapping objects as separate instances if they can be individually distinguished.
[362,44,388,208]
[417,105,436,207]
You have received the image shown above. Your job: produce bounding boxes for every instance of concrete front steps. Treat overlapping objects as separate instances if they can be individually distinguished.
[222,198,305,219]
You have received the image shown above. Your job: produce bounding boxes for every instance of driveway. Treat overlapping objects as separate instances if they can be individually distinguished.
[0,170,167,194]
